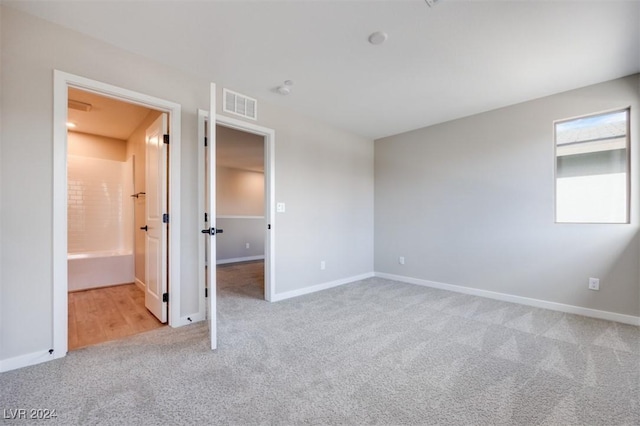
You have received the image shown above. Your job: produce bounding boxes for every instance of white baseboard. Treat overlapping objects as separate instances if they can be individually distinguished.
[272,272,375,302]
[134,278,145,291]
[375,272,640,326]
[0,350,57,373]
[217,255,264,265]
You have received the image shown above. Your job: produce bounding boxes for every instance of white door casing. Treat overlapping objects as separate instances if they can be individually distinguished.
[49,71,183,372]
[145,113,168,323]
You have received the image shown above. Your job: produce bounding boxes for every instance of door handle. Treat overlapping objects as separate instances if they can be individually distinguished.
[201,228,223,235]
[140,225,148,231]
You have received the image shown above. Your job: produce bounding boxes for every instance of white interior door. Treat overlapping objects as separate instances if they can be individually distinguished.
[207,84,218,349]
[145,113,168,323]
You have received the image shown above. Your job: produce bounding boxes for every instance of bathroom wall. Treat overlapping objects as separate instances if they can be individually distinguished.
[67,131,132,254]
[67,131,127,161]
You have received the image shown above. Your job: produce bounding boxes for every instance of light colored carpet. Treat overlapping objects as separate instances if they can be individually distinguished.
[1,261,639,425]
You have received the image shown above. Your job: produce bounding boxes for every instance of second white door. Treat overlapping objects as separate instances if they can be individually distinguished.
[144,113,168,323]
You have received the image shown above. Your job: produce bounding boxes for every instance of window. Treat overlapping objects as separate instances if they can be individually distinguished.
[554,108,630,224]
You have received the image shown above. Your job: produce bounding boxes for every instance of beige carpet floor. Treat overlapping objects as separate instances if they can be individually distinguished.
[1,261,639,425]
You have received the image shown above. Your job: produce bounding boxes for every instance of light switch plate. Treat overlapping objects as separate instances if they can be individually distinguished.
[276,202,286,213]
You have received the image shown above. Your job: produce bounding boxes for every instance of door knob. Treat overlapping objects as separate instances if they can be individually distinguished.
[201,228,223,235]
[140,225,148,231]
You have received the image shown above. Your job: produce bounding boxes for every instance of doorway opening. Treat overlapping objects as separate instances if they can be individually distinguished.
[66,88,167,350]
[197,109,276,334]
[53,71,183,359]
[215,124,267,300]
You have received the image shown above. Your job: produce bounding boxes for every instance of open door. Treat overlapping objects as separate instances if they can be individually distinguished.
[205,83,218,350]
[144,113,168,323]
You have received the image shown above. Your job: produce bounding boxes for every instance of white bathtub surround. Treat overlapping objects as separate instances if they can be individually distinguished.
[67,155,134,254]
[67,155,135,291]
[67,250,134,291]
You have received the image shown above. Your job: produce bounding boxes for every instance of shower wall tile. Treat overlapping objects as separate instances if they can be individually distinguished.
[68,155,129,253]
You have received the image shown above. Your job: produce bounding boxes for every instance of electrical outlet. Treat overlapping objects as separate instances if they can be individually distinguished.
[588,277,600,291]
[245,243,250,249]
[399,256,405,265]
[320,261,326,270]
[276,202,286,213]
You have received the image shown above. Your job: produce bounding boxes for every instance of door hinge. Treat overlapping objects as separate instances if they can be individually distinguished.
[163,213,169,223]
[205,288,208,297]
[204,212,208,222]
[162,293,168,303]
[268,224,271,230]
[163,134,170,144]
[204,136,208,147]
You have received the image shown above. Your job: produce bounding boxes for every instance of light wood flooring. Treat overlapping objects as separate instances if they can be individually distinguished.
[68,283,164,350]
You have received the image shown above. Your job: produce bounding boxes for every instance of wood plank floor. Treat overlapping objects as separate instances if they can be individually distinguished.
[68,284,164,351]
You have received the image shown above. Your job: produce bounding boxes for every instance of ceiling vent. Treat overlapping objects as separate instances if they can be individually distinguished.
[68,99,92,112]
[223,89,257,121]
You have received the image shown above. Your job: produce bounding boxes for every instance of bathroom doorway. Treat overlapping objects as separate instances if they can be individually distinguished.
[65,87,167,350]
[52,71,184,359]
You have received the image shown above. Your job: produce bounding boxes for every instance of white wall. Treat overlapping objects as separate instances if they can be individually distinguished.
[0,7,374,364]
[216,218,265,263]
[216,166,264,216]
[216,166,265,263]
[256,105,374,294]
[375,74,640,318]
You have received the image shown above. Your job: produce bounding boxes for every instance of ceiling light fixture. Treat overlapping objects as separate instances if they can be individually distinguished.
[368,31,388,45]
[66,122,77,128]
[276,80,293,95]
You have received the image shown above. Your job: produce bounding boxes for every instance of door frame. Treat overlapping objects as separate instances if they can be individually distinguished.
[197,109,276,306]
[52,70,182,358]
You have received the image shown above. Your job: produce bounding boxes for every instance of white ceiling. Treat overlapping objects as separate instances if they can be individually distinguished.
[68,88,153,140]
[8,0,640,140]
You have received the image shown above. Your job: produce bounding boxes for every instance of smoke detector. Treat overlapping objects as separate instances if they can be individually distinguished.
[368,31,388,45]
[276,80,293,95]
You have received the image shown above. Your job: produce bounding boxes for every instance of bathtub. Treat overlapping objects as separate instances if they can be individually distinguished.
[68,250,135,292]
